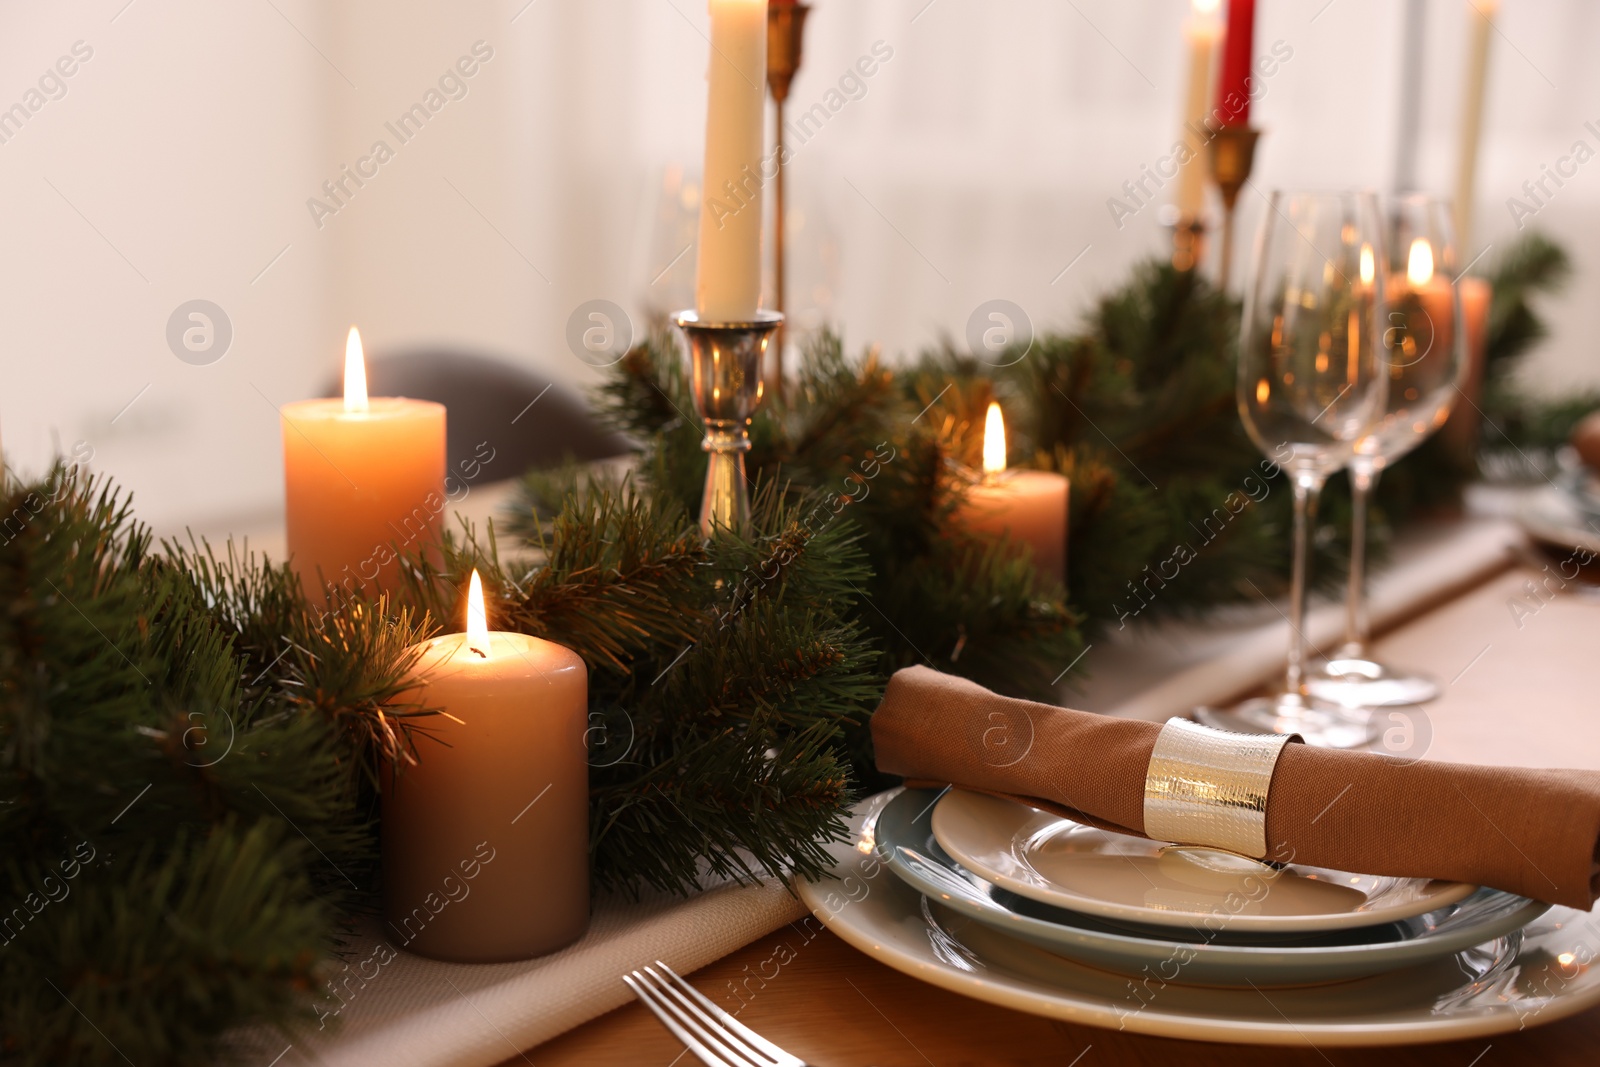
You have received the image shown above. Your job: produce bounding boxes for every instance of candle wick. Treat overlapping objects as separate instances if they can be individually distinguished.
[469,645,488,659]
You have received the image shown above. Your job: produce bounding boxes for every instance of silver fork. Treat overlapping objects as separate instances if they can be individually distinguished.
[623,959,809,1067]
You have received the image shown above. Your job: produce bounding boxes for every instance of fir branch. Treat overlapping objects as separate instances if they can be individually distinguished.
[0,465,430,1062]
[2,822,329,1067]
[1483,231,1572,379]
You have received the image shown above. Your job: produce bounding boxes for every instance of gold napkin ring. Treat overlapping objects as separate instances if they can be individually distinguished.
[1143,717,1297,860]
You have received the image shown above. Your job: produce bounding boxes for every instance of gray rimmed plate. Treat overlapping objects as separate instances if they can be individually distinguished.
[877,788,1548,987]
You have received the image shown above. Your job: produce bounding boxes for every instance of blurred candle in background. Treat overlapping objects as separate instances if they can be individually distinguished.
[281,327,446,600]
[383,571,590,963]
[1175,0,1221,221]
[1405,237,1455,347]
[1390,0,1428,195]
[956,402,1070,587]
[1441,276,1493,464]
[1388,239,1457,397]
[694,0,767,321]
[1455,0,1498,251]
[1214,0,1256,127]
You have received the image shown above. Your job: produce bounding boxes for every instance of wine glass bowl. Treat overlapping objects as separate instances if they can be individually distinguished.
[1236,201,1387,479]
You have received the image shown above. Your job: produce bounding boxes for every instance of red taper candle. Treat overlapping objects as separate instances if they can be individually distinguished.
[1215,0,1256,127]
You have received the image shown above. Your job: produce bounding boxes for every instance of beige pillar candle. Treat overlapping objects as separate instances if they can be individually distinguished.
[281,327,446,600]
[383,571,590,963]
[956,402,1071,586]
[1175,0,1221,221]
[694,0,767,321]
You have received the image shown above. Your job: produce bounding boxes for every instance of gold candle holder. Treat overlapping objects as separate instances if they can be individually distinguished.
[674,309,783,537]
[1208,124,1261,290]
[766,1,811,398]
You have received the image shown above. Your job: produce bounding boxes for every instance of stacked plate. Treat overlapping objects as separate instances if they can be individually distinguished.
[796,787,1600,1045]
[1516,451,1600,558]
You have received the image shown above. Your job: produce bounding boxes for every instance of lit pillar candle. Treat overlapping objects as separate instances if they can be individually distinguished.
[281,327,446,600]
[956,402,1071,586]
[1397,238,1457,371]
[694,0,767,321]
[1175,0,1221,220]
[383,571,589,963]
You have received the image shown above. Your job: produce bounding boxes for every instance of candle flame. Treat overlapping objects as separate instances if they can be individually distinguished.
[1192,0,1219,12]
[1407,238,1435,287]
[466,569,491,657]
[1359,244,1375,286]
[344,326,369,413]
[982,401,1007,475]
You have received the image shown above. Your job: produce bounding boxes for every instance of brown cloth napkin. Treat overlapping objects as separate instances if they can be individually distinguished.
[872,665,1600,909]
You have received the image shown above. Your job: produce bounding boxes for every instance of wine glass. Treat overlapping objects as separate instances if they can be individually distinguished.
[1197,191,1389,748]
[1305,194,1468,708]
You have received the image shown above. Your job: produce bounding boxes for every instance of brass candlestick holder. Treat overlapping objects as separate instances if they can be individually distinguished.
[674,309,784,537]
[1208,124,1260,290]
[766,1,810,398]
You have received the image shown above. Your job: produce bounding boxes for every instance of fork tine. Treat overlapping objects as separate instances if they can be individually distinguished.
[653,960,797,1066]
[639,966,772,1067]
[640,965,775,1066]
[625,970,754,1067]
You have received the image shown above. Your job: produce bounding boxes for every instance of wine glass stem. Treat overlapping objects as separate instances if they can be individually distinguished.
[1342,466,1378,654]
[1285,472,1325,699]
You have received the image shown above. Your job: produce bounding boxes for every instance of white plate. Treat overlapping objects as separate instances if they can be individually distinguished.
[1517,484,1600,556]
[931,789,1477,933]
[798,793,1600,1047]
[880,788,1547,987]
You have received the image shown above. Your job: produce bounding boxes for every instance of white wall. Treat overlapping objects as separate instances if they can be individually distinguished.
[0,0,333,532]
[1,0,1595,534]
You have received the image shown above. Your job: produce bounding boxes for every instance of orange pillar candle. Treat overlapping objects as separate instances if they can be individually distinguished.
[281,327,446,599]
[956,402,1071,586]
[383,571,590,963]
[1393,238,1459,376]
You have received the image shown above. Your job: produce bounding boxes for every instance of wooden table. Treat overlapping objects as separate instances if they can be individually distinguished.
[510,561,1600,1066]
[524,922,1596,1066]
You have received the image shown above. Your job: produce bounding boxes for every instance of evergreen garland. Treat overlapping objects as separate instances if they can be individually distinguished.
[0,465,880,1061]
[399,481,881,896]
[0,467,429,1064]
[908,262,1322,630]
[588,263,1362,656]
[1477,232,1600,457]
[587,332,1084,705]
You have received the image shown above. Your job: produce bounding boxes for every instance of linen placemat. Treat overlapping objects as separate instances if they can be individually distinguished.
[228,878,807,1067]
